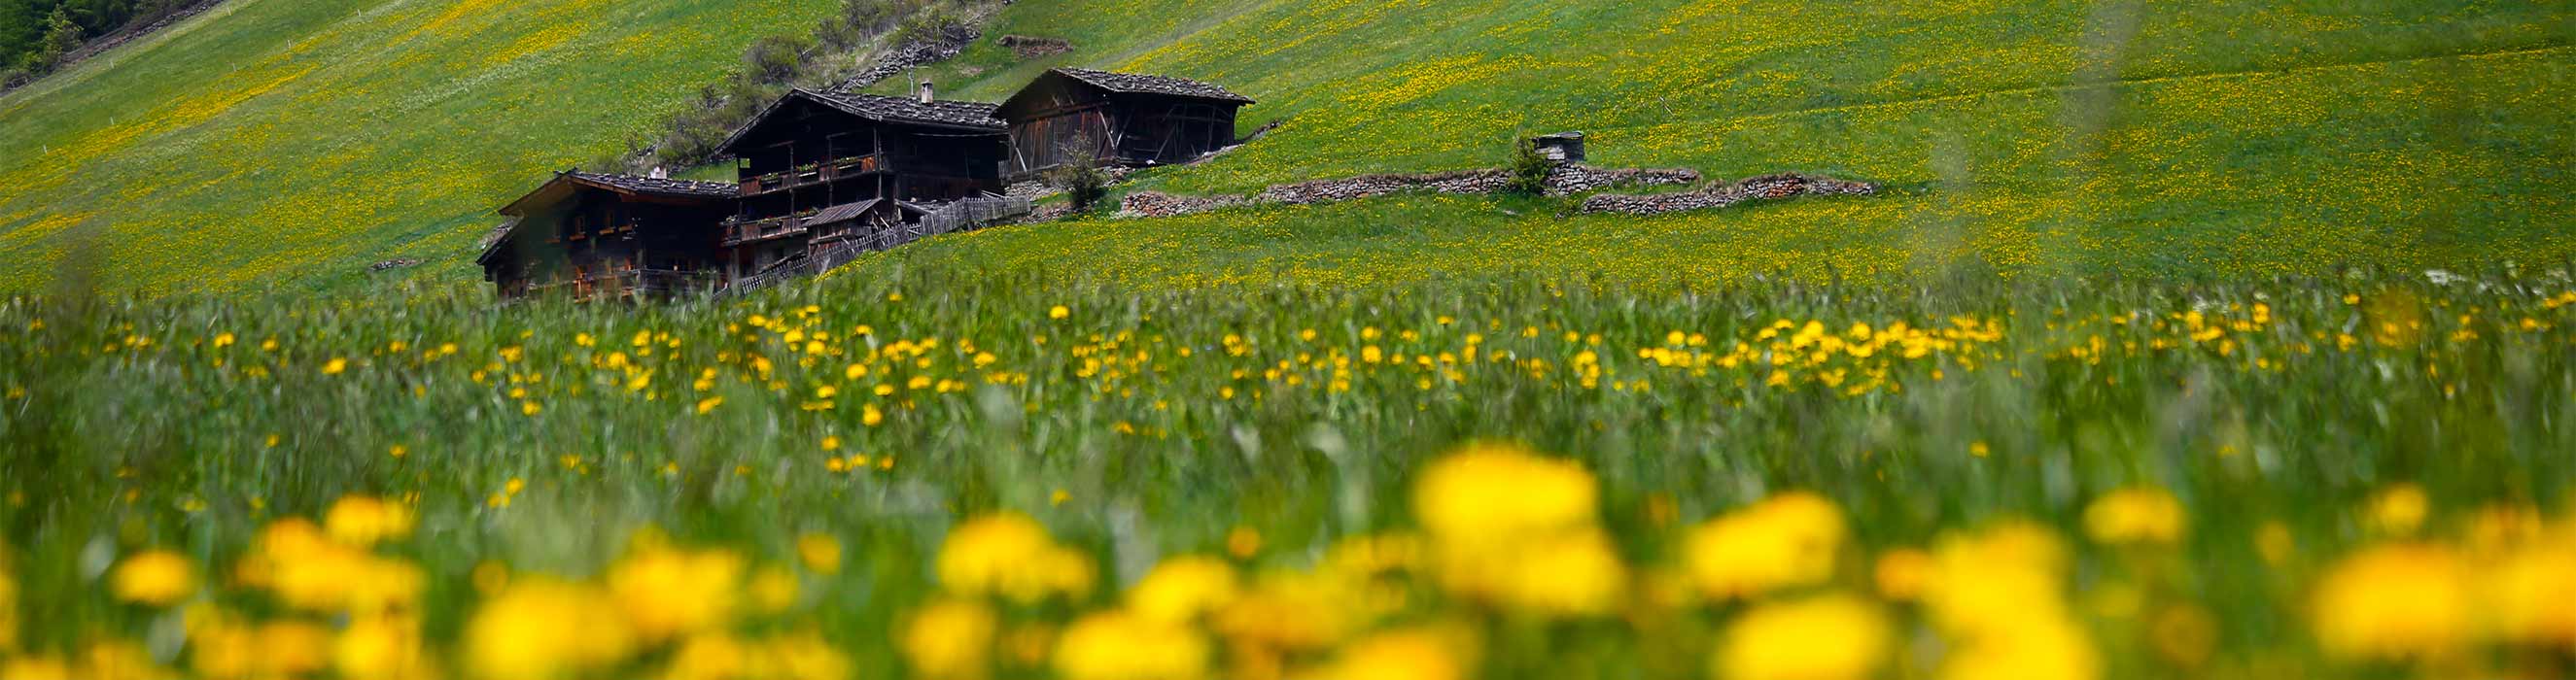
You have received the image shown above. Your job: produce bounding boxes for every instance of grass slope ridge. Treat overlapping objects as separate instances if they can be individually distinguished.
[859,0,2572,287]
[0,0,836,294]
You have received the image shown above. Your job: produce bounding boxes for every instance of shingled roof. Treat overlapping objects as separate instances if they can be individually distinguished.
[1053,68,1253,104]
[714,88,1004,158]
[495,170,733,220]
[563,171,737,199]
[799,89,1005,130]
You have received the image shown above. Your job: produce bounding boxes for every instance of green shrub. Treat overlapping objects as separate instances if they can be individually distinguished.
[1047,135,1109,214]
[743,34,811,85]
[1500,138,1553,196]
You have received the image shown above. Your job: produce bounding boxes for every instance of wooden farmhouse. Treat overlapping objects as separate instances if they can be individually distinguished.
[476,69,1253,302]
[477,171,736,300]
[713,85,1009,278]
[995,68,1254,178]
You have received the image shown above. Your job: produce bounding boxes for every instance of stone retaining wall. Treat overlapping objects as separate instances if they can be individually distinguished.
[1123,164,1833,219]
[1576,173,1876,216]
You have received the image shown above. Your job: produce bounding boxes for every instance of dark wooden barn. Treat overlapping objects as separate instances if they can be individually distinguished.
[995,68,1254,179]
[477,171,736,300]
[714,87,1008,278]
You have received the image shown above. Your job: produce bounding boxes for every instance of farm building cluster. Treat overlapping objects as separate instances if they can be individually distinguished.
[475,68,1254,300]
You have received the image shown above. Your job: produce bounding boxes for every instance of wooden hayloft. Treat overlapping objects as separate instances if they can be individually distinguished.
[994,68,1255,178]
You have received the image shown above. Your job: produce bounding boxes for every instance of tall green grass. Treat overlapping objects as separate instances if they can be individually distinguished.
[5,265,2573,674]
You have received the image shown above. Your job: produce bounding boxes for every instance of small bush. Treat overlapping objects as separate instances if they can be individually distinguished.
[743,35,811,85]
[1501,138,1554,196]
[1048,135,1109,214]
[892,3,973,47]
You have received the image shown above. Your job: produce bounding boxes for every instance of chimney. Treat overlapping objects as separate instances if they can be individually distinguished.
[918,80,935,104]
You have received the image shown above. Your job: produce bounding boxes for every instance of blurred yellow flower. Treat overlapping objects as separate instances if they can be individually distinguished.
[607,545,746,642]
[2312,543,2472,661]
[109,549,194,606]
[2366,484,2429,536]
[1321,627,1477,680]
[1412,443,1595,549]
[1717,593,1890,680]
[1053,610,1208,680]
[1872,549,1932,601]
[935,513,1095,604]
[334,613,429,680]
[796,533,842,575]
[1935,617,2101,680]
[466,577,635,680]
[1128,556,1238,624]
[242,518,423,613]
[1684,492,1846,599]
[1050,305,1070,320]
[1437,527,1626,616]
[325,495,414,546]
[324,357,347,375]
[750,565,801,615]
[0,566,15,652]
[1411,443,1623,615]
[2487,543,2576,649]
[903,598,996,680]
[0,657,67,680]
[2083,488,2185,546]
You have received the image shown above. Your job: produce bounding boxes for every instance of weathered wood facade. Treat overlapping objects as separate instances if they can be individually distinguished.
[475,71,1251,302]
[477,172,735,300]
[714,88,1008,280]
[996,68,1254,179]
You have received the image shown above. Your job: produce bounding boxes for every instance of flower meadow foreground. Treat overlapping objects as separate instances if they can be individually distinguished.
[3,269,2575,678]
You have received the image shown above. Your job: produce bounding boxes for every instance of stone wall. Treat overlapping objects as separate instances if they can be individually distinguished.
[1113,164,1732,219]
[1576,173,1877,216]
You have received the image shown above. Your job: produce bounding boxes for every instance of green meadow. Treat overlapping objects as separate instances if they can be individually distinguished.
[1,0,2569,294]
[4,0,2576,678]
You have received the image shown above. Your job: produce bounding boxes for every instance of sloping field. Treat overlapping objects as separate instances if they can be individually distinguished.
[0,0,836,294]
[0,0,2569,292]
[853,0,2572,288]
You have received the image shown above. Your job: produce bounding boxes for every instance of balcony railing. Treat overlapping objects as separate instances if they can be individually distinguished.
[527,268,717,300]
[739,154,887,195]
[720,211,820,246]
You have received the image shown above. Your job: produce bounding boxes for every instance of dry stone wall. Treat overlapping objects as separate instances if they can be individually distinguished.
[1010,162,1870,222]
[1576,173,1876,216]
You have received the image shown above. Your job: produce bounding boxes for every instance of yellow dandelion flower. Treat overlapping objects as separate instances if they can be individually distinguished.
[1684,492,1847,599]
[903,598,996,680]
[110,549,195,606]
[466,578,635,679]
[606,545,746,642]
[1128,556,1238,624]
[1718,593,1890,680]
[797,533,843,575]
[935,513,1094,604]
[324,495,414,546]
[2083,487,2185,546]
[1053,610,1208,680]
[2312,543,2473,661]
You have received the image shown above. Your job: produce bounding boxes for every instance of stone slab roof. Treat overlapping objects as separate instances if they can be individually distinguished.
[1054,68,1253,104]
[565,172,737,198]
[799,89,1005,131]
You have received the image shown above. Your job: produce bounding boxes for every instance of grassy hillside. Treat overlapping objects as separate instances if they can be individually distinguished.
[0,0,2567,294]
[0,0,836,294]
[860,0,2574,287]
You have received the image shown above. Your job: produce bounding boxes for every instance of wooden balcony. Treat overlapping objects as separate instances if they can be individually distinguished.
[720,213,814,247]
[739,154,885,196]
[529,268,717,300]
